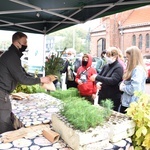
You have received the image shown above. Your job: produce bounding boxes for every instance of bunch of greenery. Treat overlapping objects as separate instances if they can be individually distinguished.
[50,88,80,101]
[13,84,46,94]
[45,48,66,80]
[126,91,150,150]
[59,97,113,132]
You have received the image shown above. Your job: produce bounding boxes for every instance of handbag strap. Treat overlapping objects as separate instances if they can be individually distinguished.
[80,67,91,75]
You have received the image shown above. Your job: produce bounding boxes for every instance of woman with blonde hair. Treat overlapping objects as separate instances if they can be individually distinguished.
[119,46,147,113]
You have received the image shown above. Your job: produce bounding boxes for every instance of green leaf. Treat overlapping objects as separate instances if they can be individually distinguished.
[142,133,150,149]
[127,91,150,150]
[141,126,147,135]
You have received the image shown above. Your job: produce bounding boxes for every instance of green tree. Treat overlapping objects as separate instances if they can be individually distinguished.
[48,26,89,54]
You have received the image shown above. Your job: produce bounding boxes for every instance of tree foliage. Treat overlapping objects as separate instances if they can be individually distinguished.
[48,26,90,54]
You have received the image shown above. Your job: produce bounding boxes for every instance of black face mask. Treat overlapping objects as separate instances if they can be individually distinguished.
[82,60,88,66]
[19,45,27,53]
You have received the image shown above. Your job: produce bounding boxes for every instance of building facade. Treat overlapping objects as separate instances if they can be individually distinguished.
[90,6,150,57]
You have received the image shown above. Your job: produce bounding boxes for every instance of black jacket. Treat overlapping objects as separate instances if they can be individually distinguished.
[0,44,40,93]
[96,60,123,101]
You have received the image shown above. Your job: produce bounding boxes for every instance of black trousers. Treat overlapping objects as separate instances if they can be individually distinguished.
[0,90,15,134]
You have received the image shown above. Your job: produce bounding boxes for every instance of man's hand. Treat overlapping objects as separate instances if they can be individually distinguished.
[90,74,97,81]
[40,76,51,84]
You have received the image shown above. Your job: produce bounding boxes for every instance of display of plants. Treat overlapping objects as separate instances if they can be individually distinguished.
[49,87,113,132]
[50,88,80,101]
[59,97,113,132]
[126,91,150,150]
[13,80,145,149]
[45,48,66,80]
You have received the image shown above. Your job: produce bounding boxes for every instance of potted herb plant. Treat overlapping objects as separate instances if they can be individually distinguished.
[45,48,66,80]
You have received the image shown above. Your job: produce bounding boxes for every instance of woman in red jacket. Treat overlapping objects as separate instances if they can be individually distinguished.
[75,54,97,104]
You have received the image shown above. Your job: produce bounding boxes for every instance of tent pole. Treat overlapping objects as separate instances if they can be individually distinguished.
[42,34,46,77]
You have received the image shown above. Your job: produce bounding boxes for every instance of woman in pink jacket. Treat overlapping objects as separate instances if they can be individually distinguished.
[75,54,97,104]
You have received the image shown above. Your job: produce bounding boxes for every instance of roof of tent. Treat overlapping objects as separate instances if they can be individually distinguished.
[0,0,150,34]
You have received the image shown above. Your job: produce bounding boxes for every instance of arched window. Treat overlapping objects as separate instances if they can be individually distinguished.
[97,38,106,57]
[132,35,136,46]
[138,34,142,49]
[146,33,150,48]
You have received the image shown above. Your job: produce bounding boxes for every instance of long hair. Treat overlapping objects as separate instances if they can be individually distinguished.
[123,46,147,80]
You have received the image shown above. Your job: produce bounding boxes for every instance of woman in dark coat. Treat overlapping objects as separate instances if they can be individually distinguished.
[90,47,124,111]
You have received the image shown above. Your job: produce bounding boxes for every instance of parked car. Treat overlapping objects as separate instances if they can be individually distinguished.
[143,54,150,83]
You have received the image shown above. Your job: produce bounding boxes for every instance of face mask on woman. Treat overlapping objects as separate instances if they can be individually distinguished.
[68,54,74,61]
[106,56,115,64]
[82,60,88,66]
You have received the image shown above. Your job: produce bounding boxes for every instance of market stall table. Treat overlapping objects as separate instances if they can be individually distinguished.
[0,93,134,150]
[11,93,61,127]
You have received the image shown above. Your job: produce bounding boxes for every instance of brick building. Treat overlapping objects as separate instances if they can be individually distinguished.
[90,6,150,57]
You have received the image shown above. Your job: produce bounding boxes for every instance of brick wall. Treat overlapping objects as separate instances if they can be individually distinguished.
[122,29,150,55]
[90,9,150,56]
